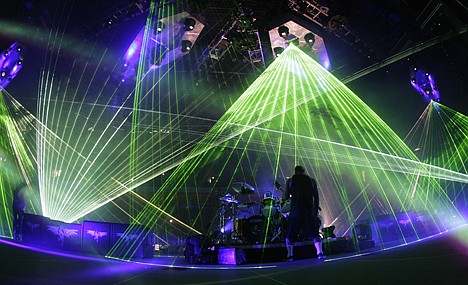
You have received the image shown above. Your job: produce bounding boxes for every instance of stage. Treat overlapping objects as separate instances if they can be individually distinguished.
[1,226,468,284]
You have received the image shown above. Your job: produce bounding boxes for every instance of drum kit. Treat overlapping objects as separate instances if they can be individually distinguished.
[216,182,291,245]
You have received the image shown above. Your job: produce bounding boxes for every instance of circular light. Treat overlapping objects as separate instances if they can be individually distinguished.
[304,32,316,45]
[273,46,284,57]
[184,18,196,31]
[181,40,192,52]
[155,21,165,34]
[278,26,289,38]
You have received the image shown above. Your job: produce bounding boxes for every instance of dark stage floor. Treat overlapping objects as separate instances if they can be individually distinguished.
[1,227,468,285]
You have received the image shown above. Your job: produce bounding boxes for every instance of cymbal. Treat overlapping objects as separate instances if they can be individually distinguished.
[263,197,276,201]
[219,193,238,203]
[238,202,257,208]
[232,182,255,195]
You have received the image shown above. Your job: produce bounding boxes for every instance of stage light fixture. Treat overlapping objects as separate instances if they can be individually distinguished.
[181,40,192,52]
[409,66,440,102]
[155,21,165,34]
[269,21,331,68]
[184,18,196,31]
[273,47,284,57]
[304,32,316,46]
[290,36,300,46]
[278,26,289,39]
[1,42,24,88]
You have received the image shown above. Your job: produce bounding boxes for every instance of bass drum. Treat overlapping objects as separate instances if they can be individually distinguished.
[243,215,265,244]
[234,218,247,237]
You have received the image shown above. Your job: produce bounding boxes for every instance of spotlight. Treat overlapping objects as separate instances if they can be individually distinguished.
[290,36,300,46]
[304,32,316,46]
[181,40,192,52]
[155,21,165,34]
[184,18,196,31]
[273,47,284,57]
[278,26,289,39]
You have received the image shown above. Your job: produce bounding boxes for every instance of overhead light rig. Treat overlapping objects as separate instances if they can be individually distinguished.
[288,0,375,60]
[198,2,265,75]
[409,66,440,103]
[0,42,24,90]
[268,21,330,70]
[113,10,204,83]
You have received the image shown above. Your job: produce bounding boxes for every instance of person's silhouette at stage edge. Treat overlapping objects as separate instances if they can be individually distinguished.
[284,165,326,261]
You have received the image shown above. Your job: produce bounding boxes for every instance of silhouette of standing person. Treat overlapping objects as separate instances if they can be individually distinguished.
[284,166,325,260]
[12,183,26,241]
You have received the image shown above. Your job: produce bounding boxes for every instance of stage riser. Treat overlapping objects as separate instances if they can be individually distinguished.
[185,234,375,264]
